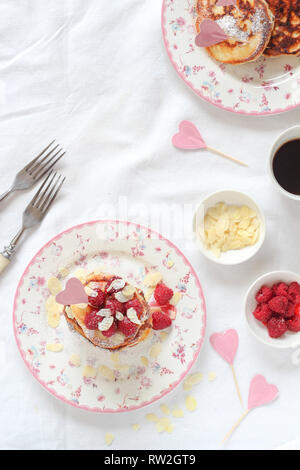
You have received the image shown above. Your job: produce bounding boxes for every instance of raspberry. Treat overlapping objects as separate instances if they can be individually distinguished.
[295,304,300,318]
[88,290,106,309]
[106,298,125,314]
[118,317,137,337]
[268,295,288,315]
[154,283,174,306]
[287,315,300,332]
[152,310,172,330]
[273,282,289,297]
[288,282,300,302]
[253,303,272,323]
[267,316,287,338]
[255,285,273,304]
[285,302,296,319]
[84,311,102,330]
[125,298,143,317]
[102,320,117,337]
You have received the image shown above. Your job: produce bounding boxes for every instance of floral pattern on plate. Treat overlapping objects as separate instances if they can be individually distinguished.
[162,0,300,115]
[13,220,206,413]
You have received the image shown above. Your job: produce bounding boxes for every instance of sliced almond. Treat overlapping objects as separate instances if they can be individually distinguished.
[140,356,149,366]
[65,306,74,319]
[172,407,184,418]
[114,291,128,303]
[47,277,62,295]
[160,404,170,416]
[82,365,97,378]
[110,352,119,364]
[146,413,158,423]
[144,287,155,301]
[126,308,141,325]
[47,311,60,328]
[114,363,129,371]
[166,423,175,434]
[46,343,63,352]
[98,308,112,317]
[208,371,217,381]
[115,311,124,321]
[169,292,181,306]
[121,285,135,299]
[183,372,203,389]
[156,417,171,433]
[159,331,169,342]
[69,354,81,367]
[143,271,162,287]
[149,343,162,359]
[104,433,114,446]
[46,296,62,314]
[185,395,197,412]
[58,267,69,278]
[98,316,114,331]
[99,365,115,381]
[85,286,98,297]
[73,269,88,282]
[107,279,125,292]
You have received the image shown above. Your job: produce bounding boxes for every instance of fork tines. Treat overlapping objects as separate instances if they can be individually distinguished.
[25,141,65,182]
[30,171,66,215]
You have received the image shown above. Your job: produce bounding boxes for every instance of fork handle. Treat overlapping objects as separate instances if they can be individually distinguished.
[0,242,16,274]
[0,189,11,203]
[0,254,10,273]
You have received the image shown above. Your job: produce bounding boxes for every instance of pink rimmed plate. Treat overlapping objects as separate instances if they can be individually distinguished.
[13,220,206,413]
[162,0,300,115]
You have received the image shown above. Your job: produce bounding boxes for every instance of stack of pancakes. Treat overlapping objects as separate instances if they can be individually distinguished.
[64,272,152,351]
[195,0,300,64]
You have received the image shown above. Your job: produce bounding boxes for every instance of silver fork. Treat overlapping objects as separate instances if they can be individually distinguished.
[0,141,65,203]
[0,171,66,273]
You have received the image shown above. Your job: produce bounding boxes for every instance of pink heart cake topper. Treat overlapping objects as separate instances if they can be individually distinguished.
[210,329,242,407]
[56,277,88,305]
[210,329,239,365]
[216,0,237,6]
[222,374,279,443]
[248,375,279,410]
[195,19,228,48]
[172,120,207,150]
[172,120,248,166]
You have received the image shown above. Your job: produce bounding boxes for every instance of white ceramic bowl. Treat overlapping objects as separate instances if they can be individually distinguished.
[193,190,266,265]
[269,125,300,202]
[245,271,300,349]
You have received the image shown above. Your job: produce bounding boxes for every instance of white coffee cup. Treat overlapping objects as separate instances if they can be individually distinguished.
[269,125,300,201]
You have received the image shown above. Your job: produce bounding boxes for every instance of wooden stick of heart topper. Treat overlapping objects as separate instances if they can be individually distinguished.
[172,121,248,167]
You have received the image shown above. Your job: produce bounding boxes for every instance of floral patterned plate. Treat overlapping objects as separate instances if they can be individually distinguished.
[162,0,300,115]
[13,220,206,413]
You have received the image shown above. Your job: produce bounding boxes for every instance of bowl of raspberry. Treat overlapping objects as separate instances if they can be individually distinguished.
[245,271,300,348]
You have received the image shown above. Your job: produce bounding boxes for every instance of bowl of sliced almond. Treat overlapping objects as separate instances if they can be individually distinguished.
[193,190,266,265]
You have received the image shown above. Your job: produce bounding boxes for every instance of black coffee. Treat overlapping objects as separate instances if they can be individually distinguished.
[273,139,300,196]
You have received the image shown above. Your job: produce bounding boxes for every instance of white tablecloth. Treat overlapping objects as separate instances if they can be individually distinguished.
[1,0,300,451]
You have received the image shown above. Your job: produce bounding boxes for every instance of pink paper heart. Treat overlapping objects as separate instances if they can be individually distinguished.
[195,19,228,47]
[172,120,207,150]
[216,0,237,6]
[56,277,88,305]
[248,375,279,410]
[210,329,238,365]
